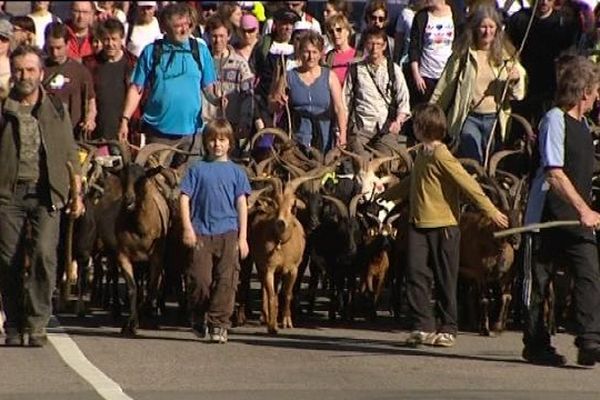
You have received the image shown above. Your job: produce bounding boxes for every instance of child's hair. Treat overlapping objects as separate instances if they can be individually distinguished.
[412,103,447,141]
[202,118,235,154]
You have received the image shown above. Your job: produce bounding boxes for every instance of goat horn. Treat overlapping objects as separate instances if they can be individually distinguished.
[368,155,400,174]
[284,165,334,195]
[248,187,270,209]
[250,127,291,150]
[255,154,277,176]
[489,149,522,177]
[322,195,349,220]
[349,192,363,218]
[307,147,324,164]
[482,182,510,212]
[378,142,414,171]
[339,146,368,170]
[324,147,341,166]
[511,113,535,143]
[386,212,401,226]
[134,143,181,166]
[459,158,486,177]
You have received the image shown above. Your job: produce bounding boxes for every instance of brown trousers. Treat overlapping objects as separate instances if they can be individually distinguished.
[187,231,240,329]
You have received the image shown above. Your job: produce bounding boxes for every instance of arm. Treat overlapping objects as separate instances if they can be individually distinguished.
[379,175,411,203]
[180,194,197,248]
[118,84,143,141]
[546,168,600,228]
[329,70,347,146]
[81,97,97,137]
[236,195,249,259]
[408,11,426,94]
[388,64,411,134]
[506,60,526,101]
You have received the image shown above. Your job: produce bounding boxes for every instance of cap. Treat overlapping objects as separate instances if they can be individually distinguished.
[293,20,313,32]
[137,1,157,7]
[272,8,300,23]
[0,20,13,40]
[241,13,259,30]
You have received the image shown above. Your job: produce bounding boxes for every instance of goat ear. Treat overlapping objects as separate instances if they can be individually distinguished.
[294,199,306,210]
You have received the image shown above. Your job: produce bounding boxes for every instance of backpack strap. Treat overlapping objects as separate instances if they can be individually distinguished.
[148,37,203,89]
[325,49,335,67]
[189,37,202,73]
[47,92,66,120]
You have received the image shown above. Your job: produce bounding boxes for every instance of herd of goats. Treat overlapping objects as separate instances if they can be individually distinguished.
[55,113,585,338]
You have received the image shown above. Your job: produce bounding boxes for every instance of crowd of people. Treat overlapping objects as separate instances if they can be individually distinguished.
[1,0,600,368]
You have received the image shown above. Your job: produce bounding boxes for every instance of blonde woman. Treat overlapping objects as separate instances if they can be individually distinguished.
[431,4,526,163]
[324,14,356,85]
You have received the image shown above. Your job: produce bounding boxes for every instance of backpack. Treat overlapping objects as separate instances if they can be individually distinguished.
[147,37,203,88]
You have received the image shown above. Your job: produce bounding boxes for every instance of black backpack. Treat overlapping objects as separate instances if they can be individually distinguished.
[147,37,203,88]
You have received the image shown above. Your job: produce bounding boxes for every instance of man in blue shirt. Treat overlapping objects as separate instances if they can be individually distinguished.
[118,3,220,159]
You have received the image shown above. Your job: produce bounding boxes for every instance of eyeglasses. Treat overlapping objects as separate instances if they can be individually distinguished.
[370,15,386,22]
[243,28,258,34]
[328,27,343,34]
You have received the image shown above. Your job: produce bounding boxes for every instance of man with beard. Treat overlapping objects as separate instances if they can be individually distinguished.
[0,45,83,347]
[83,18,136,140]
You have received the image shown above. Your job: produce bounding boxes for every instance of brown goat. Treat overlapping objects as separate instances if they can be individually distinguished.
[249,175,321,333]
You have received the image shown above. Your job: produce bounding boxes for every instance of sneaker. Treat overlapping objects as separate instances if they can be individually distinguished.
[4,329,23,347]
[577,346,600,367]
[406,330,437,346]
[433,332,456,347]
[522,346,567,367]
[191,323,207,339]
[209,327,228,344]
[28,334,48,348]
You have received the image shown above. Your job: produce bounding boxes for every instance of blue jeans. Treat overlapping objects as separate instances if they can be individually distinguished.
[457,112,500,164]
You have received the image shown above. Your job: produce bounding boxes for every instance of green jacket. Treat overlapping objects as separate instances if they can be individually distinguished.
[430,47,527,142]
[0,89,80,209]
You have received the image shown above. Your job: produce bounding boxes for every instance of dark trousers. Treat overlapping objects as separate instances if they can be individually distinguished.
[142,122,203,167]
[406,224,460,334]
[0,183,60,334]
[187,231,240,329]
[523,228,600,350]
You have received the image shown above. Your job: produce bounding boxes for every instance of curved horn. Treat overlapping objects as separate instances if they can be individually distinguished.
[459,158,486,177]
[368,155,400,174]
[307,146,324,164]
[339,146,368,170]
[248,187,270,209]
[250,127,291,150]
[284,174,322,195]
[489,149,522,177]
[324,147,341,166]
[134,143,180,166]
[385,212,402,226]
[511,113,535,143]
[349,192,362,218]
[322,195,349,220]
[255,154,277,176]
[481,182,510,212]
[377,143,414,172]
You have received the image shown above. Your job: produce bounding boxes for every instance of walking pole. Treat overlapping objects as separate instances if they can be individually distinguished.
[482,0,540,171]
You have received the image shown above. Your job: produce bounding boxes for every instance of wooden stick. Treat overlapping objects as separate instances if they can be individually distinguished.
[493,220,580,238]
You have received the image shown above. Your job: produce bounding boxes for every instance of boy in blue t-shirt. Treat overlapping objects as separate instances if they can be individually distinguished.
[180,119,251,344]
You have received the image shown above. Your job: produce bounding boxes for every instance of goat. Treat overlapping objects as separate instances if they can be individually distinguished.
[115,143,190,335]
[248,174,323,333]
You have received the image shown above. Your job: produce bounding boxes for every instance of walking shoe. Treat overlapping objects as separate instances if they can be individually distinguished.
[433,332,456,347]
[209,327,228,344]
[28,334,48,348]
[191,323,207,339]
[522,346,567,367]
[4,329,23,347]
[577,346,600,367]
[405,330,437,346]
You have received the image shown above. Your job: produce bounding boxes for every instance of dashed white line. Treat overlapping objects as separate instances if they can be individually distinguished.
[48,327,134,400]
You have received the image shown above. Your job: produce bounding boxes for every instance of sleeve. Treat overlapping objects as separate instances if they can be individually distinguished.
[538,110,565,168]
[408,10,425,64]
[506,60,526,101]
[180,165,198,197]
[235,166,251,198]
[131,43,153,87]
[436,146,498,217]
[379,175,411,202]
[199,41,217,89]
[393,63,411,116]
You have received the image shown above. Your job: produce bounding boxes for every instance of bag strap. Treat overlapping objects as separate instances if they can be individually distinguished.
[148,37,203,89]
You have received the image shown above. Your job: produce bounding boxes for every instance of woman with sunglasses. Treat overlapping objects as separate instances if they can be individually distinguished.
[236,13,260,62]
[272,31,347,152]
[409,0,463,105]
[356,0,395,59]
[430,4,526,164]
[324,14,356,85]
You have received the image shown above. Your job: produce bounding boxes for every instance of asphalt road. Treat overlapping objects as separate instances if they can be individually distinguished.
[2,307,600,400]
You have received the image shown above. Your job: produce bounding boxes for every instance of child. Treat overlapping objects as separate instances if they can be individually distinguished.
[180,119,251,344]
[382,103,508,347]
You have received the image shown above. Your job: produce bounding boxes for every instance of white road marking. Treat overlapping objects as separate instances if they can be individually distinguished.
[48,327,134,400]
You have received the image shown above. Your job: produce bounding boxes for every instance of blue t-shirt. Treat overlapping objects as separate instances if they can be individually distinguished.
[180,160,251,235]
[132,37,216,135]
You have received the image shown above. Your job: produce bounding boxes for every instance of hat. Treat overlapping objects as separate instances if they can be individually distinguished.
[241,13,259,30]
[0,20,13,40]
[293,20,313,32]
[137,1,157,7]
[272,8,300,23]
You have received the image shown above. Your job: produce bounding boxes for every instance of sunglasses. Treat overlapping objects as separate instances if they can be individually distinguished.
[370,15,386,22]
[243,28,258,34]
[328,27,343,34]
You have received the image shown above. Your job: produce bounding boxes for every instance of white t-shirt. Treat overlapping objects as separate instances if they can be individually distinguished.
[262,12,321,35]
[29,12,60,50]
[126,17,163,58]
[419,13,454,79]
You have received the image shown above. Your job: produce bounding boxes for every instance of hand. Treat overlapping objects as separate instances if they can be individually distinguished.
[80,119,96,139]
[118,119,129,143]
[183,227,197,248]
[239,238,249,260]
[220,94,229,113]
[70,195,85,218]
[507,66,520,83]
[580,208,600,229]
[388,120,402,135]
[491,210,509,229]
[413,73,427,94]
